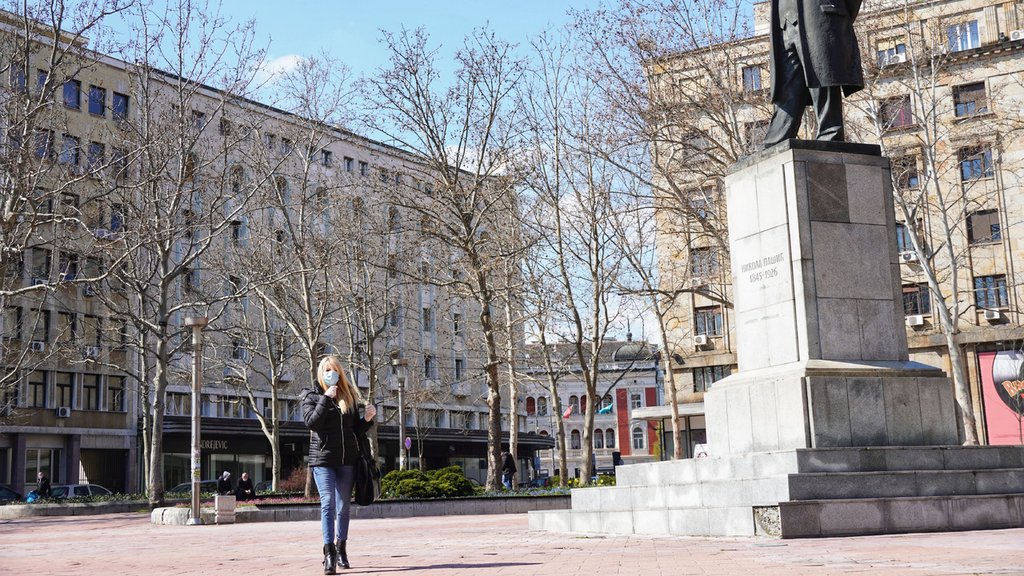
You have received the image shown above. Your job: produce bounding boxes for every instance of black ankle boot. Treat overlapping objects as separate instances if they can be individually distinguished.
[323,543,337,575]
[336,539,349,569]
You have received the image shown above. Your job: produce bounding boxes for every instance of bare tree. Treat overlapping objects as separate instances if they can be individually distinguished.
[362,27,527,490]
[101,0,265,505]
[846,1,1024,444]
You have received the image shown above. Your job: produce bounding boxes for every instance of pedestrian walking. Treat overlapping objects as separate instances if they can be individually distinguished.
[301,355,376,574]
[501,450,517,490]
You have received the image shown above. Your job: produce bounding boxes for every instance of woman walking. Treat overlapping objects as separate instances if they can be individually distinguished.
[301,356,376,573]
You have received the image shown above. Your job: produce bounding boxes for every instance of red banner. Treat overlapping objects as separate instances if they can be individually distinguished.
[978,351,1024,445]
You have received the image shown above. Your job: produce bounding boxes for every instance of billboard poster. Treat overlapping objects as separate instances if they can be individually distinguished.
[978,351,1024,445]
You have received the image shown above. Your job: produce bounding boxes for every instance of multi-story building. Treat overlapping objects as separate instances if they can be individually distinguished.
[645,0,1024,451]
[521,339,661,480]
[0,11,546,495]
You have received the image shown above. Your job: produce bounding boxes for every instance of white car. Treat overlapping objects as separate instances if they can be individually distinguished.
[48,484,113,498]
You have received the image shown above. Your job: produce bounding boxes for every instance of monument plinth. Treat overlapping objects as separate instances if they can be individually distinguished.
[530,142,1024,538]
[705,140,959,455]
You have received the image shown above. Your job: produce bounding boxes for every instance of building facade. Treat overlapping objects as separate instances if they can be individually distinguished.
[0,13,545,496]
[521,340,662,480]
[648,0,1024,449]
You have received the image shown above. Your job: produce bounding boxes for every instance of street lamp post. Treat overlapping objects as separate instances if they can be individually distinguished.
[391,359,408,470]
[184,316,208,526]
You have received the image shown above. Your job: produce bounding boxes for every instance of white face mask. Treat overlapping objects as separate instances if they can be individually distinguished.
[323,370,340,387]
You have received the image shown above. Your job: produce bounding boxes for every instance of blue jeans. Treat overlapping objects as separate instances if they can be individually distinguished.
[312,464,354,544]
[502,472,513,490]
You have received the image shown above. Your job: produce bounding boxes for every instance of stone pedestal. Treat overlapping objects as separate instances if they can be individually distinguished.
[705,141,959,456]
[214,494,236,524]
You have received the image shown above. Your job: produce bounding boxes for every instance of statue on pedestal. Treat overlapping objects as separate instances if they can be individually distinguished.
[763,0,864,148]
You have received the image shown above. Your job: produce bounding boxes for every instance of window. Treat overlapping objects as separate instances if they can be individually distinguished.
[321,149,332,167]
[594,432,604,449]
[33,130,53,159]
[106,376,125,411]
[599,394,614,414]
[876,42,907,66]
[58,252,79,281]
[86,141,104,172]
[958,146,993,181]
[81,375,100,410]
[690,247,718,278]
[88,86,105,116]
[605,429,616,449]
[191,110,206,131]
[893,156,920,189]
[230,220,244,244]
[27,370,47,407]
[230,337,247,360]
[879,95,913,130]
[63,79,80,109]
[632,427,645,450]
[57,312,77,346]
[219,118,232,136]
[3,306,22,340]
[59,135,80,166]
[694,306,723,336]
[30,248,51,281]
[630,393,642,409]
[902,284,931,316]
[112,92,129,120]
[9,64,25,92]
[424,354,435,378]
[29,309,50,344]
[453,313,462,338]
[454,357,464,380]
[54,372,73,408]
[741,65,762,92]
[947,20,980,52]
[422,307,433,332]
[344,157,354,172]
[358,161,368,176]
[743,120,769,151]
[24,448,59,485]
[693,365,731,392]
[967,209,1001,244]
[688,187,716,220]
[974,275,1008,309]
[537,396,548,416]
[953,82,987,117]
[570,430,581,449]
[111,147,128,178]
[111,203,125,232]
[35,69,47,93]
[895,223,914,253]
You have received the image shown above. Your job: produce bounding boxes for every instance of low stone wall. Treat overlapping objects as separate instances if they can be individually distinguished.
[0,500,150,520]
[152,495,571,525]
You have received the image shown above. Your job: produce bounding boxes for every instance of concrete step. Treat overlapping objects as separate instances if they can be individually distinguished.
[615,450,799,487]
[528,505,758,537]
[779,493,1024,538]
[570,475,789,512]
[794,446,1024,474]
[788,468,1024,500]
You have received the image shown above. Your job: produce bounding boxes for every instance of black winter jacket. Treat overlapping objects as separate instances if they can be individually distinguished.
[301,386,373,467]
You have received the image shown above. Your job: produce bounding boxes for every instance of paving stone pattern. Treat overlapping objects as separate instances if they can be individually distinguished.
[2,512,1024,575]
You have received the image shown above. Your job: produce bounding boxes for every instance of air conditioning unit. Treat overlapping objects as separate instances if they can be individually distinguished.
[690,278,706,288]
[983,309,1003,321]
[85,346,100,358]
[30,340,46,352]
[905,314,925,327]
[694,334,709,347]
[82,285,96,297]
[1010,29,1024,42]
[31,277,47,286]
[883,52,907,66]
[900,251,918,263]
[93,228,111,240]
[56,406,71,418]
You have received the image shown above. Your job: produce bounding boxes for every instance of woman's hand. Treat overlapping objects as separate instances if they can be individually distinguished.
[363,404,377,421]
[324,386,338,399]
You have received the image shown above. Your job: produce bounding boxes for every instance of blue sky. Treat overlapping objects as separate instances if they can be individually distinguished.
[210,0,578,80]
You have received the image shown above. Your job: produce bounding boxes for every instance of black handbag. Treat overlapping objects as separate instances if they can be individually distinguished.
[353,431,381,506]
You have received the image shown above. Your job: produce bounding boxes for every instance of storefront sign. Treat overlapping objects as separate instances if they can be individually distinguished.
[978,351,1024,445]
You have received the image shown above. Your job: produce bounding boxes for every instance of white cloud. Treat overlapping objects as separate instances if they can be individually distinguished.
[255,54,304,85]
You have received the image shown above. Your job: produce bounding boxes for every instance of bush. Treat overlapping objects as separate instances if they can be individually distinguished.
[595,474,616,487]
[381,469,430,498]
[279,467,309,493]
[381,466,476,499]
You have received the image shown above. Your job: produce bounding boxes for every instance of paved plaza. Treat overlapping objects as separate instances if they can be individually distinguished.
[2,512,1023,575]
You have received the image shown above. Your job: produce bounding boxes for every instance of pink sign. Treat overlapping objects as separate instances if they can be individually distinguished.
[978,351,1024,445]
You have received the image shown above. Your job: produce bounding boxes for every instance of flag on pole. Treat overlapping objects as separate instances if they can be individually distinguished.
[562,404,573,419]
[597,403,613,415]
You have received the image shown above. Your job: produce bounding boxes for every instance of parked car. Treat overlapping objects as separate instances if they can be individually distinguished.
[48,484,113,499]
[0,485,22,502]
[168,480,219,495]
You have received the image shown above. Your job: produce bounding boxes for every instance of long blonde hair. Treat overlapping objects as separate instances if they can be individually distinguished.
[317,355,361,414]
